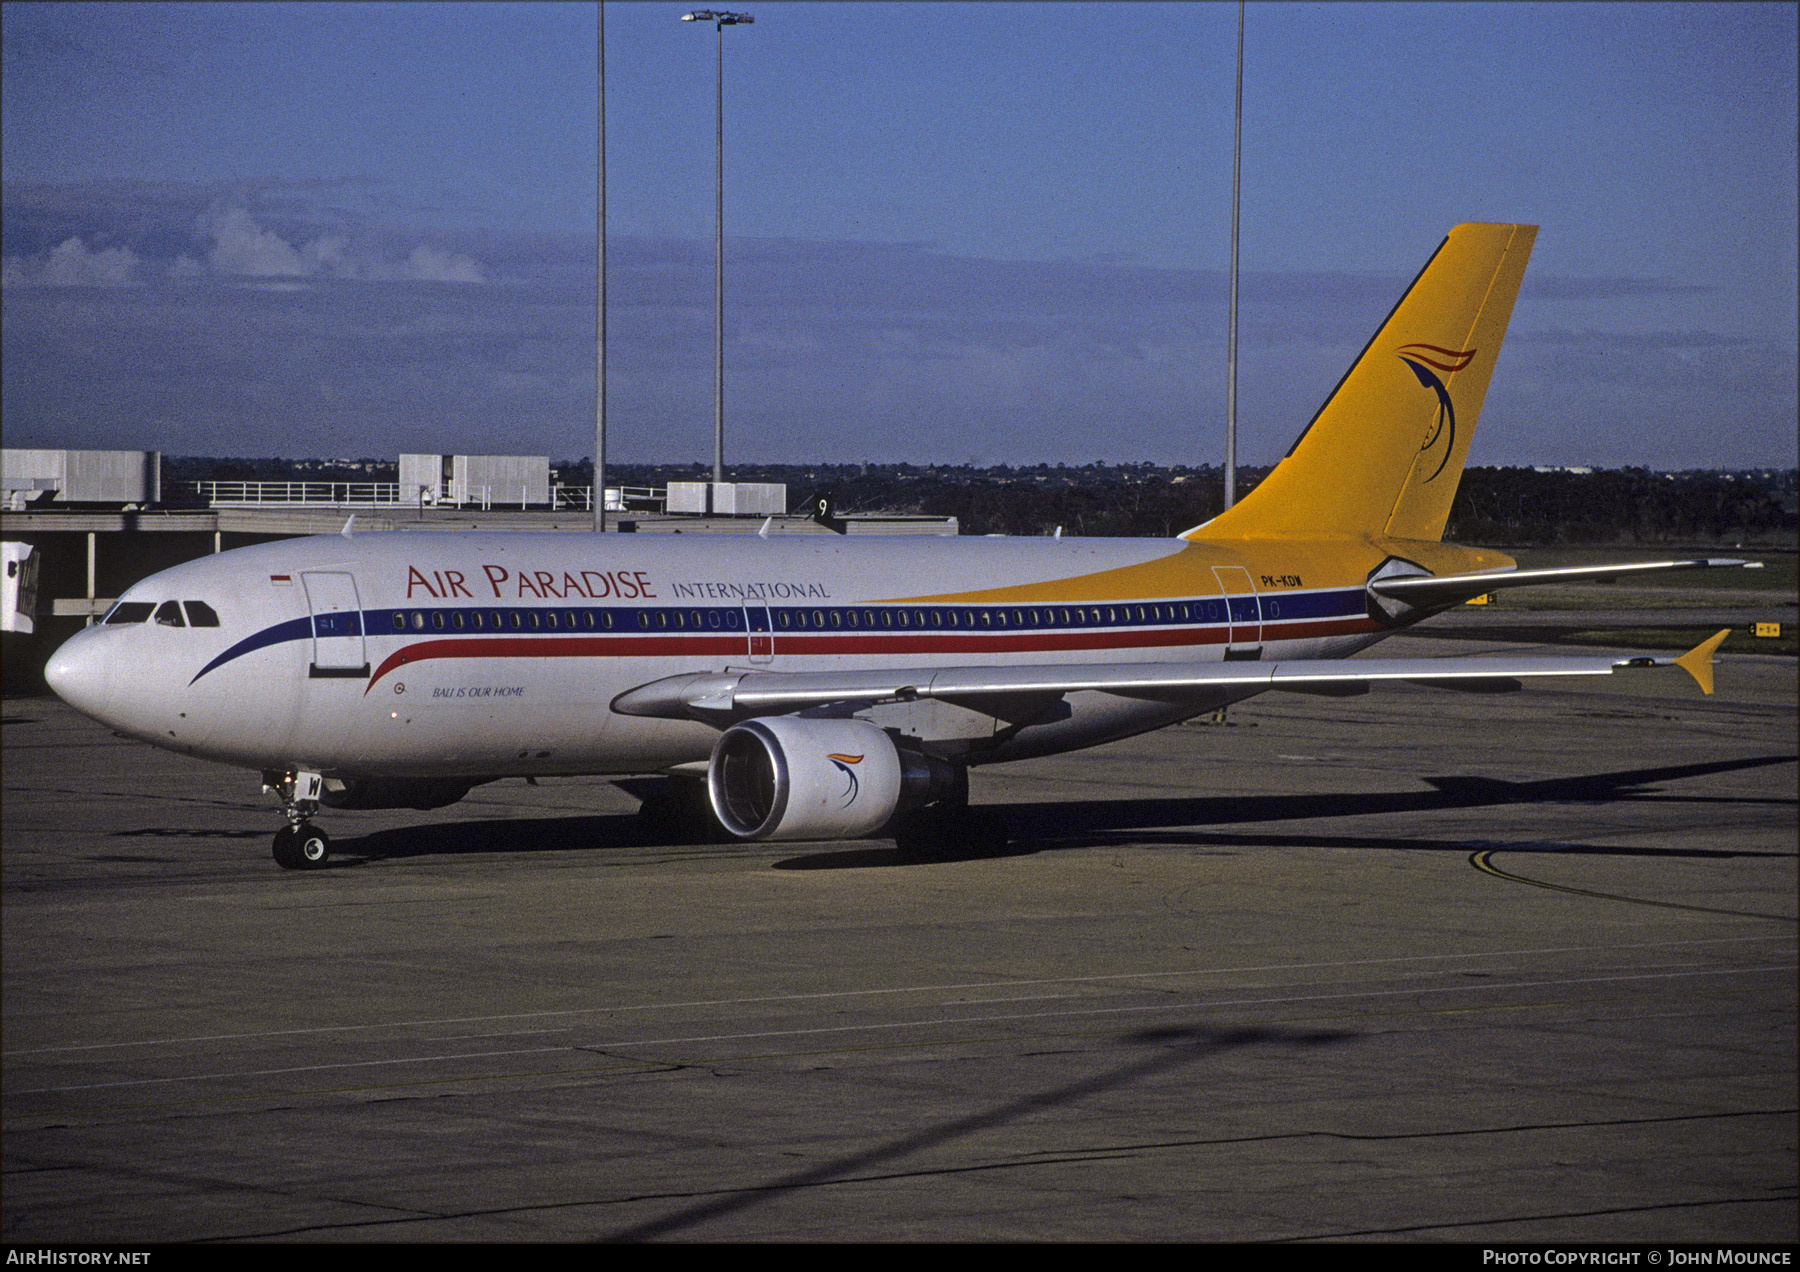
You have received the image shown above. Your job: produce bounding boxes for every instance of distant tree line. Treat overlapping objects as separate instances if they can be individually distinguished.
[166,456,1795,544]
[615,462,1794,544]
[1444,467,1796,545]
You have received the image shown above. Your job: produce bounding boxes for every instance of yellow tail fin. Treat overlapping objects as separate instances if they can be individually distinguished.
[1189,223,1537,543]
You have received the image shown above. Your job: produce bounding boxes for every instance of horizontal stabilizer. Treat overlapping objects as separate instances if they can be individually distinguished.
[1368,558,1753,609]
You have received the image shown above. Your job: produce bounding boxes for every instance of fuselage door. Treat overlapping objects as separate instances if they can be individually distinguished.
[302,571,369,677]
[1210,565,1262,659]
[745,605,773,664]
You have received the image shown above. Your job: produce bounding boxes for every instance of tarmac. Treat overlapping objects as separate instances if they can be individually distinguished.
[2,623,1794,1243]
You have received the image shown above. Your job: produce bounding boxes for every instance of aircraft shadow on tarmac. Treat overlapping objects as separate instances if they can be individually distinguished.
[331,753,1796,871]
[597,1020,1357,1242]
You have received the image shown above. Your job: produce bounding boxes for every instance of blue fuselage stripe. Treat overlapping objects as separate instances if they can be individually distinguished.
[187,589,1373,684]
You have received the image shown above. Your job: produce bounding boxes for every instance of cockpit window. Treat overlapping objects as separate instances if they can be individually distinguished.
[184,601,221,627]
[153,600,186,628]
[104,601,155,625]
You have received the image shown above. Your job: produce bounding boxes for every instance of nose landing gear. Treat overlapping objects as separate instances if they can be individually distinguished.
[264,769,330,870]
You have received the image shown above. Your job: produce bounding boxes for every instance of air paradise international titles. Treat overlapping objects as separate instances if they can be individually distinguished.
[403,564,832,604]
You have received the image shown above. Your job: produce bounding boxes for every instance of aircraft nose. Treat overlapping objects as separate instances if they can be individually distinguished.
[45,628,115,724]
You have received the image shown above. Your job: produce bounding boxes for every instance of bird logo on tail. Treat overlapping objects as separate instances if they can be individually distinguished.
[1395,343,1477,483]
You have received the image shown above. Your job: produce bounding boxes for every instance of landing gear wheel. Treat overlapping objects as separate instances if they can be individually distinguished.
[273,823,330,870]
[636,783,728,845]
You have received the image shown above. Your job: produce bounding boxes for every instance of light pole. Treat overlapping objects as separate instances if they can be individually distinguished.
[595,3,607,532]
[1224,0,1243,510]
[683,9,754,488]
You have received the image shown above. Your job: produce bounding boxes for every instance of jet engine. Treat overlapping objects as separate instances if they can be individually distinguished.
[319,776,482,810]
[708,716,959,841]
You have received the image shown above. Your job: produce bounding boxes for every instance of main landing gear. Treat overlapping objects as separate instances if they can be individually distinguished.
[264,769,331,870]
[888,764,1012,860]
[891,804,1010,861]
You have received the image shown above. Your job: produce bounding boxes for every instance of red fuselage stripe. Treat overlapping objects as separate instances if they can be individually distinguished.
[362,617,1381,691]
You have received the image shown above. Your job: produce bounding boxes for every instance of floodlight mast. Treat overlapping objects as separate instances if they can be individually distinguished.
[595,4,607,532]
[1225,0,1243,510]
[684,10,755,487]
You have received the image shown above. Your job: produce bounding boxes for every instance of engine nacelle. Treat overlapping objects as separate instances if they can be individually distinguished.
[319,776,481,810]
[708,717,958,841]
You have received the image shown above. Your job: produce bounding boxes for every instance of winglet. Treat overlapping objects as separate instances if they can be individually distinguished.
[1674,629,1730,696]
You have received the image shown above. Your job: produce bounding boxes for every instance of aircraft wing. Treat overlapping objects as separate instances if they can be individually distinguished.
[611,630,1729,725]
[1368,557,1755,608]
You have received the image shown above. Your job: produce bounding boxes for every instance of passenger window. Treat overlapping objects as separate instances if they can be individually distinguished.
[432,612,446,629]
[104,601,155,625]
[154,600,186,627]
[393,612,406,630]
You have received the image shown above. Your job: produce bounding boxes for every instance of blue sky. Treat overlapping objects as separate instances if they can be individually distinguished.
[3,1,1794,470]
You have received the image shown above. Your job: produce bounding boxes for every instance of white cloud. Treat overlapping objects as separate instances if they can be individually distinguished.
[194,207,486,283]
[1,207,485,289]
[400,244,484,284]
[1,235,142,287]
[201,206,308,277]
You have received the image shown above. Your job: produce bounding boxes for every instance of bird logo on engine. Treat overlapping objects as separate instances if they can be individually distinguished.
[826,752,864,805]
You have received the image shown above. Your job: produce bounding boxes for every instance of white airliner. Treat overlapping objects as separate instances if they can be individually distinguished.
[45,224,1741,868]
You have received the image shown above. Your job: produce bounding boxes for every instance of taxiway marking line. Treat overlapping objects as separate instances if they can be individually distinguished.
[11,963,1791,1096]
[6,933,1789,1058]
[1470,850,1798,921]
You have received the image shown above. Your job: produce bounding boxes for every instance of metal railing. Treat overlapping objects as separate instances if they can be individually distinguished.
[551,485,664,512]
[191,481,406,506]
[190,481,668,512]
